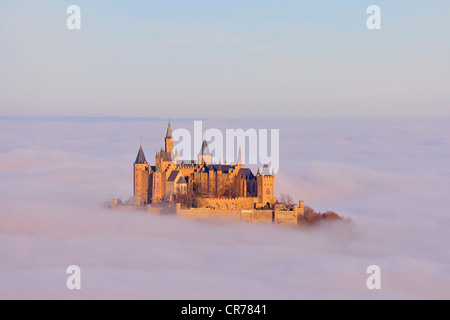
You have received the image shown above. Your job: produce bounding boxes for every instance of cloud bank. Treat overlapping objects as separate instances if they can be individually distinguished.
[0,118,449,299]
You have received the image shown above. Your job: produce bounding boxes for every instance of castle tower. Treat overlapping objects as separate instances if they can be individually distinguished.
[198,139,212,165]
[237,146,243,165]
[134,144,150,206]
[165,121,174,153]
[257,164,275,207]
[150,168,162,203]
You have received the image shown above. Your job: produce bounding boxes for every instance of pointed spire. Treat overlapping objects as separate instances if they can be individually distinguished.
[199,139,211,156]
[257,167,260,175]
[262,164,271,175]
[134,144,147,164]
[166,120,172,139]
[238,146,242,164]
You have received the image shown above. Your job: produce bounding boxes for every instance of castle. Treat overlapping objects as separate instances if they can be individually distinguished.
[131,121,303,224]
[134,121,277,209]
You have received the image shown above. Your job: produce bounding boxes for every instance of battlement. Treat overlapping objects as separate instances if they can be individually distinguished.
[175,202,299,226]
[206,196,255,200]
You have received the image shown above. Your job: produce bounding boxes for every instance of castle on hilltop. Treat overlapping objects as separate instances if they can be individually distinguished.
[130,121,303,224]
[134,121,276,209]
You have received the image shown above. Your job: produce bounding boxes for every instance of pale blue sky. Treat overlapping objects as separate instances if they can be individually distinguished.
[0,1,449,118]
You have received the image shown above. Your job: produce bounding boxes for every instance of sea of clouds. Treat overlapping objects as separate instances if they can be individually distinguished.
[0,118,449,299]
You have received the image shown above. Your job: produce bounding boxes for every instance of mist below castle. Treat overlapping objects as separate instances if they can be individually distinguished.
[1,118,449,299]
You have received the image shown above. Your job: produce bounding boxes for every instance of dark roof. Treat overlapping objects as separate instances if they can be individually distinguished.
[176,176,186,184]
[198,139,211,156]
[261,164,271,176]
[134,145,147,164]
[201,164,233,173]
[166,121,172,139]
[177,161,197,166]
[160,151,173,161]
[167,170,179,182]
[238,168,255,179]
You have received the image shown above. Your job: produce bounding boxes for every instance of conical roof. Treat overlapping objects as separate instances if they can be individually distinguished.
[166,121,172,139]
[199,139,211,156]
[135,145,147,164]
[237,146,242,164]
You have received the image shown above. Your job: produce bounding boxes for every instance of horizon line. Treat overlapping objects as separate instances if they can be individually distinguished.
[1,116,449,122]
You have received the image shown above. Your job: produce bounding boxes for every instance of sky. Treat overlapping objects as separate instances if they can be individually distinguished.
[0,118,449,299]
[0,1,449,300]
[0,1,449,118]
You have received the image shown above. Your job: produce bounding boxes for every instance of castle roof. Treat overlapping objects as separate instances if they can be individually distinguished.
[198,139,211,156]
[134,145,147,164]
[176,176,186,184]
[237,168,255,179]
[261,164,272,176]
[159,151,173,162]
[167,170,180,182]
[237,146,242,164]
[202,164,233,173]
[166,121,172,139]
[177,160,197,166]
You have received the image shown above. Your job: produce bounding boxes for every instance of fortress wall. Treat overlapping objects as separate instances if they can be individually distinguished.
[201,197,257,210]
[175,207,297,225]
[251,210,274,223]
[240,211,252,222]
[176,208,242,221]
[298,201,305,217]
[274,210,298,225]
[179,166,197,176]
[138,202,300,225]
[147,206,164,214]
[116,205,142,211]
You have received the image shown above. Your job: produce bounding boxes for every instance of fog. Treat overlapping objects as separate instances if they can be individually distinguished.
[0,118,449,299]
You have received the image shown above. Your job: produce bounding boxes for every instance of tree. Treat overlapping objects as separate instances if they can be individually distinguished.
[216,177,230,197]
[279,193,294,210]
[303,206,315,224]
[298,206,348,226]
[175,190,205,209]
[175,192,192,208]
[215,176,241,198]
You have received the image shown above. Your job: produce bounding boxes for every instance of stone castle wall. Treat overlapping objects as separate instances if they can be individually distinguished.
[200,197,257,210]
[175,203,301,226]
[112,197,304,226]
